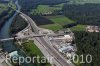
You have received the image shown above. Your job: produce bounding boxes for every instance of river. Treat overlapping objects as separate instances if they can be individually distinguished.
[0,0,34,66]
[0,0,21,53]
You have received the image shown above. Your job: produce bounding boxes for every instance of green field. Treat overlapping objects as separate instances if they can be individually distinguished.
[22,40,43,56]
[31,3,65,15]
[40,15,74,31]
[70,25,86,31]
[30,3,76,31]
[69,0,100,4]
[40,24,62,31]
[49,16,74,25]
[22,40,51,66]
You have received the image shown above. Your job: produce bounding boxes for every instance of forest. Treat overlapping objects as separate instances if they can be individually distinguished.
[18,1,100,66]
[74,31,100,66]
[10,14,28,34]
[0,1,16,29]
[63,4,100,26]
[0,8,15,29]
[18,0,67,13]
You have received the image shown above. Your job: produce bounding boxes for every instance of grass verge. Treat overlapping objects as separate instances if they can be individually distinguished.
[22,40,51,66]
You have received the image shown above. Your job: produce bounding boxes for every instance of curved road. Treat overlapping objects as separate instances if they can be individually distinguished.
[20,13,74,66]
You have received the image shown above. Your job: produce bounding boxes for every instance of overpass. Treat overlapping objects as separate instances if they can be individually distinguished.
[20,13,74,66]
[0,34,44,42]
[0,34,65,42]
[8,4,74,66]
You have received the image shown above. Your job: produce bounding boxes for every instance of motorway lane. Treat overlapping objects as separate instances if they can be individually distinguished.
[21,14,39,33]
[21,13,74,66]
[10,4,74,66]
[39,37,71,66]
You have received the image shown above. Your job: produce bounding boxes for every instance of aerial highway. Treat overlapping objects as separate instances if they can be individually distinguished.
[0,34,45,42]
[20,13,74,66]
[0,34,65,42]
[8,5,74,66]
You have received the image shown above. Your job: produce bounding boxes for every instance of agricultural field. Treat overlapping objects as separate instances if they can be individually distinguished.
[40,15,74,31]
[48,15,74,25]
[30,3,65,15]
[22,40,51,66]
[70,25,86,31]
[40,24,62,31]
[22,41,43,56]
[69,0,100,4]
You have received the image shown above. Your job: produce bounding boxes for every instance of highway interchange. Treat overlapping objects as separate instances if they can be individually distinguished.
[0,0,74,66]
[1,5,75,65]
[20,13,74,66]
[0,11,74,66]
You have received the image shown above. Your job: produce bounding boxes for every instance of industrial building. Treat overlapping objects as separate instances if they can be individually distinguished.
[59,46,74,53]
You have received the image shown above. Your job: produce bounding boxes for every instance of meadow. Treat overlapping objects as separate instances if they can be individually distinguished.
[40,16,86,31]
[22,40,51,66]
[70,25,86,31]
[30,3,65,15]
[49,15,74,25]
[40,15,75,31]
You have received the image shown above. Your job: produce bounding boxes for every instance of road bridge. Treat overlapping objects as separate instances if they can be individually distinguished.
[0,34,65,42]
[7,5,74,66]
[20,13,74,66]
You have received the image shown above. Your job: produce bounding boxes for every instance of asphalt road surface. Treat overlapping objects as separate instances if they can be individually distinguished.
[21,13,74,66]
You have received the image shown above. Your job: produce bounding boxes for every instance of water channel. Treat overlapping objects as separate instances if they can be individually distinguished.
[0,0,34,66]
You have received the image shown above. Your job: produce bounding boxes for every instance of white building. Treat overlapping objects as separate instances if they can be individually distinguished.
[53,35,73,43]
[59,46,74,53]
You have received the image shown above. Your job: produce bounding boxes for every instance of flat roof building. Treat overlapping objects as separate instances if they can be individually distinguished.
[59,46,74,53]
